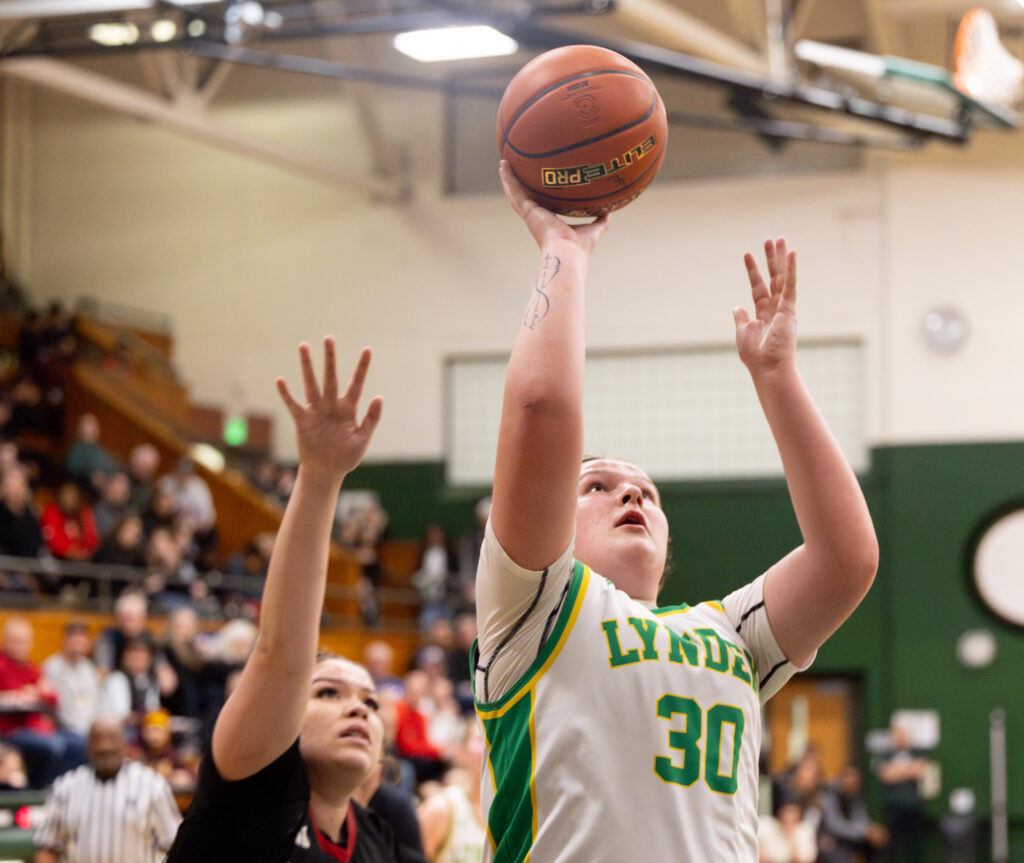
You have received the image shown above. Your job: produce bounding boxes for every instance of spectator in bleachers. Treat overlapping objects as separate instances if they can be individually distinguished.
[98,637,174,736]
[16,309,44,371]
[412,524,455,629]
[218,531,272,619]
[447,612,477,711]
[92,469,132,541]
[425,677,463,759]
[42,621,100,739]
[0,465,45,591]
[0,442,21,476]
[159,606,205,719]
[141,524,199,611]
[126,443,160,515]
[0,616,86,787]
[193,618,256,744]
[141,487,178,538]
[127,708,196,792]
[456,495,490,608]
[364,639,404,700]
[92,514,146,570]
[775,747,825,822]
[63,414,119,498]
[758,787,818,863]
[394,669,448,787]
[817,764,889,863]
[37,301,77,366]
[157,457,217,569]
[0,741,28,790]
[7,374,49,438]
[40,481,99,562]
[416,722,485,863]
[248,456,280,498]
[213,618,257,669]
[224,531,274,581]
[874,720,930,863]
[339,501,389,624]
[273,465,295,505]
[411,617,456,675]
[93,590,154,675]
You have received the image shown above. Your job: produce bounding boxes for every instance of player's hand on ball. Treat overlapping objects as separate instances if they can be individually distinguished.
[276,338,382,482]
[733,238,798,375]
[499,161,609,255]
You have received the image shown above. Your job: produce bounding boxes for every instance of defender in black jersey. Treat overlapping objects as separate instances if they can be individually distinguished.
[166,340,399,863]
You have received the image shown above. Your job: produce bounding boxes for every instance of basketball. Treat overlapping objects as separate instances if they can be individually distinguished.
[496,44,668,217]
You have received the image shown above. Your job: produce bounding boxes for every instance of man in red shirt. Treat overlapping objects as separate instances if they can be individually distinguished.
[394,670,448,787]
[0,617,86,786]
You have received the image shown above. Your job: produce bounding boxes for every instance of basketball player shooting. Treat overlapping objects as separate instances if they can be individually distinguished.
[471,161,879,861]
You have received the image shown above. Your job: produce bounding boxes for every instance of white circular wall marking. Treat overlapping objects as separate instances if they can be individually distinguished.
[973,508,1024,627]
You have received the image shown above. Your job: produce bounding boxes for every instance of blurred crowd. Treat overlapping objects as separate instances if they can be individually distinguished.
[0,299,283,618]
[757,726,943,863]
[0,601,258,794]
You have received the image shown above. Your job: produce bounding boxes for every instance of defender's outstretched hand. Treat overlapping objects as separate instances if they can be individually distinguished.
[733,238,798,375]
[276,338,382,481]
[499,160,609,254]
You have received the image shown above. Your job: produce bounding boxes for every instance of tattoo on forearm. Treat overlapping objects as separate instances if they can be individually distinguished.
[524,253,560,330]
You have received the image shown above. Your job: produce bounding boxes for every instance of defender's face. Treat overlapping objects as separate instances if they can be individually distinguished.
[574,459,669,601]
[300,659,384,784]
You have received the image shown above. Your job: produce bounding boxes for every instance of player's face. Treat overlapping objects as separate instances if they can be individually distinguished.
[300,659,384,790]
[575,459,669,602]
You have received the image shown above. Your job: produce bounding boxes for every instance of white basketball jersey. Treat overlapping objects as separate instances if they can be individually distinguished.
[474,555,800,862]
[434,785,486,863]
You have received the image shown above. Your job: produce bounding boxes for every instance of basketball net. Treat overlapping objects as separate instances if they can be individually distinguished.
[953,7,1024,109]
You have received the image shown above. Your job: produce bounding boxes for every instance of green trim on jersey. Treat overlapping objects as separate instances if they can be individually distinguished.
[652,602,691,616]
[474,562,590,862]
[479,692,535,863]
[474,561,589,716]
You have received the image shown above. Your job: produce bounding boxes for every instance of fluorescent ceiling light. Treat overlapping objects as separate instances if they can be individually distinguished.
[150,19,177,43]
[394,25,517,63]
[88,22,139,46]
[0,0,218,17]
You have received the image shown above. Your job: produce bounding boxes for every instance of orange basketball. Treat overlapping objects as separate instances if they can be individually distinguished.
[496,44,668,217]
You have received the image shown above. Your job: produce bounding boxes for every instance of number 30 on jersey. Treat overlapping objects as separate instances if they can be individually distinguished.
[654,695,745,794]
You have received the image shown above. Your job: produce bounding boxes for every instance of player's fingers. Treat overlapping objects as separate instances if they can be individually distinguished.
[298,342,320,404]
[773,239,788,295]
[359,396,384,439]
[343,347,373,407]
[732,306,752,329]
[499,161,527,211]
[783,249,797,307]
[276,378,303,419]
[579,213,610,244]
[321,336,339,401]
[763,238,778,282]
[744,253,769,304]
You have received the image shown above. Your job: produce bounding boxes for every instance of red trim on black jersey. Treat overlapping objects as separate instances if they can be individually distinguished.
[311,802,358,862]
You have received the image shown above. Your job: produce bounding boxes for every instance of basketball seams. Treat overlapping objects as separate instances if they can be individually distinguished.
[503,88,659,160]
[500,68,653,149]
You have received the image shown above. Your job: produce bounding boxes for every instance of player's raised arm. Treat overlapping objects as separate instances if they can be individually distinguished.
[489,161,609,569]
[734,239,878,667]
[211,339,382,781]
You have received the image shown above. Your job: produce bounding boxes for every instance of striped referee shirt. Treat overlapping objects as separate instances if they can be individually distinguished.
[35,760,182,863]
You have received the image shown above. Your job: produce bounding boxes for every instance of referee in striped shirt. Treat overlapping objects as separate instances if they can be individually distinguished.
[34,717,181,863]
